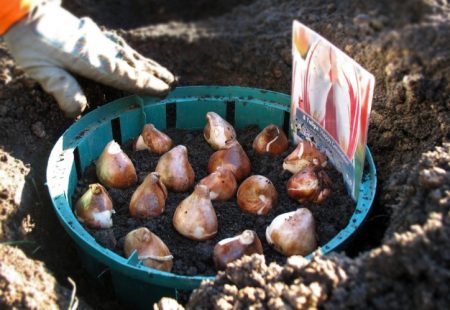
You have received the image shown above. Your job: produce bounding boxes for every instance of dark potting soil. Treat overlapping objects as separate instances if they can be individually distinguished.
[72,126,355,276]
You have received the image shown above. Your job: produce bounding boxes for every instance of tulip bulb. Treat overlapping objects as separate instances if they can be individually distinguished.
[199,167,237,201]
[283,140,327,174]
[213,230,263,270]
[155,145,195,192]
[173,185,218,241]
[129,172,168,219]
[204,112,236,150]
[96,140,137,189]
[208,140,251,182]
[237,175,278,215]
[124,227,173,272]
[287,168,331,204]
[133,124,173,155]
[74,183,114,229]
[265,208,317,256]
[252,124,289,155]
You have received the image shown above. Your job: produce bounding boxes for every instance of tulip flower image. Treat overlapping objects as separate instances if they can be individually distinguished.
[291,21,374,199]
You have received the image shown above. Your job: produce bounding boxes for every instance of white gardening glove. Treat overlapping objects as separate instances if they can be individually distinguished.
[3,0,175,118]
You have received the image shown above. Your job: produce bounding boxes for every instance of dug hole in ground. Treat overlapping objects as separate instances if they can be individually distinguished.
[1,0,449,309]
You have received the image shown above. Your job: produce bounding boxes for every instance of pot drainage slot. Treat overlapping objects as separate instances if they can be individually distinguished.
[111,117,122,145]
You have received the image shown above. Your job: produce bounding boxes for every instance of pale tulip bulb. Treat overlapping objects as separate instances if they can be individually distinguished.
[74,183,114,229]
[133,124,173,155]
[265,208,317,256]
[199,167,237,201]
[283,140,327,174]
[208,140,251,182]
[129,172,168,219]
[96,140,137,189]
[155,145,195,192]
[252,124,289,155]
[213,230,263,270]
[204,111,236,150]
[237,175,278,215]
[287,168,331,204]
[124,227,173,272]
[173,185,218,241]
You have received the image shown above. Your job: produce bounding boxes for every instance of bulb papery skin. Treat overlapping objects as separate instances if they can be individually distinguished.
[213,230,263,270]
[124,227,173,272]
[199,167,237,201]
[287,168,331,204]
[252,124,289,155]
[155,145,195,192]
[129,172,168,219]
[283,140,327,174]
[208,140,251,182]
[172,185,218,241]
[75,183,114,229]
[203,112,236,150]
[237,175,278,215]
[96,140,137,189]
[134,124,173,155]
[265,208,317,256]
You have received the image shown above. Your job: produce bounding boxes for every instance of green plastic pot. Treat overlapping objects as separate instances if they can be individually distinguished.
[46,86,377,308]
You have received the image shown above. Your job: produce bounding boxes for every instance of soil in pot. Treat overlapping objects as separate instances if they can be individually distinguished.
[73,125,355,276]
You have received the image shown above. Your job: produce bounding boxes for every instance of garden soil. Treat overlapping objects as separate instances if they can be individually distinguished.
[0,0,449,309]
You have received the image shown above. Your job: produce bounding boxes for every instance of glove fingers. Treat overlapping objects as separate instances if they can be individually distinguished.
[26,66,87,118]
[105,31,175,85]
[68,53,172,95]
[121,48,176,86]
[114,60,172,95]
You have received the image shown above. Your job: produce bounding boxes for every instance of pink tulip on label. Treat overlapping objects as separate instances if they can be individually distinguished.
[297,38,364,161]
[306,42,332,124]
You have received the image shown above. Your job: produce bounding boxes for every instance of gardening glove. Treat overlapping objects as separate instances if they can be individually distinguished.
[3,0,175,118]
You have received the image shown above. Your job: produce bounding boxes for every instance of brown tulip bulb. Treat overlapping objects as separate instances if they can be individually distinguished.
[237,175,278,215]
[96,140,137,189]
[203,111,236,150]
[133,124,173,155]
[287,167,331,204]
[129,172,168,219]
[173,185,218,241]
[155,145,195,192]
[75,183,115,229]
[199,167,237,201]
[208,140,251,182]
[213,230,263,270]
[252,124,289,155]
[124,227,173,272]
[283,140,327,174]
[265,208,317,256]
